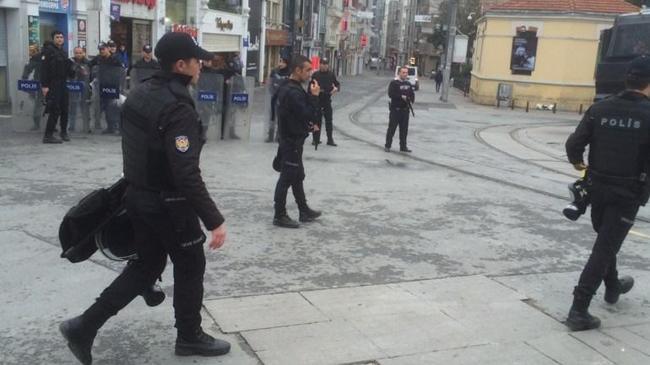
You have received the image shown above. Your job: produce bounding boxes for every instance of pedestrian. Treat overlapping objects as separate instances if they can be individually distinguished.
[107,40,117,55]
[41,30,74,144]
[59,32,230,365]
[117,44,129,68]
[273,55,322,228]
[435,68,443,93]
[385,66,415,153]
[311,57,341,147]
[68,47,91,133]
[22,44,44,131]
[564,55,650,332]
[266,56,290,142]
[89,42,122,134]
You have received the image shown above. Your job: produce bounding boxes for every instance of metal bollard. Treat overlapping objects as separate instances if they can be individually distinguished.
[579,104,583,115]
[511,99,515,110]
[553,103,557,114]
[497,99,500,108]
[526,101,530,113]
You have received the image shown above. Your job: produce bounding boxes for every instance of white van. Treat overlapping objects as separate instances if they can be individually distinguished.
[394,65,419,91]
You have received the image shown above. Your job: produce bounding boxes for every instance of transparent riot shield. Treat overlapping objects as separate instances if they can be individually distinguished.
[194,71,224,141]
[98,64,124,132]
[17,79,43,130]
[67,63,91,132]
[223,75,254,141]
[130,67,157,86]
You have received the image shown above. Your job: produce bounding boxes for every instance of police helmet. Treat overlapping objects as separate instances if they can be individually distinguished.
[627,55,650,80]
[95,208,138,261]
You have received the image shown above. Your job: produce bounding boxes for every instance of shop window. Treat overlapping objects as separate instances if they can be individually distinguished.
[208,0,242,13]
[510,27,538,76]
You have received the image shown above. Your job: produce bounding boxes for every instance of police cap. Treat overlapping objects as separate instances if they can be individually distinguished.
[321,57,329,64]
[107,40,116,47]
[627,55,650,79]
[98,42,107,50]
[142,44,153,53]
[154,32,213,66]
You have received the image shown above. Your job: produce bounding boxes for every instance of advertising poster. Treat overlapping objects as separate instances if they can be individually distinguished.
[510,34,538,73]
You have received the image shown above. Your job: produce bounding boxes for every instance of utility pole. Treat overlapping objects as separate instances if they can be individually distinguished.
[440,0,457,102]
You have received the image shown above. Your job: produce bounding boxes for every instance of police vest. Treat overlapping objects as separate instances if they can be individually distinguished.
[121,75,197,191]
[588,92,650,180]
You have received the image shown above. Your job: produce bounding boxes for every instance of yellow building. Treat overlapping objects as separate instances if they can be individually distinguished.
[471,0,639,112]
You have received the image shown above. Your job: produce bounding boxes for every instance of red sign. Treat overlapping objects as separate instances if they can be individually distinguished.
[172,24,198,39]
[360,34,368,47]
[311,56,320,70]
[114,0,156,10]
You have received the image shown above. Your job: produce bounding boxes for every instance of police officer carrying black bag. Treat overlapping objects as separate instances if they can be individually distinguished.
[59,32,230,364]
[273,55,322,228]
[385,66,415,153]
[311,57,341,147]
[41,30,74,143]
[564,55,650,332]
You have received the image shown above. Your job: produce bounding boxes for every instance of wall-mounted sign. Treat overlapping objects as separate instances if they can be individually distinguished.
[28,16,40,46]
[110,4,121,22]
[216,17,234,31]
[266,29,289,46]
[510,33,538,73]
[77,19,87,49]
[39,0,70,13]
[415,15,432,23]
[172,24,198,39]
[114,0,157,10]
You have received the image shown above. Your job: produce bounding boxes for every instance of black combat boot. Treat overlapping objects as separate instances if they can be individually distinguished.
[326,130,337,146]
[142,283,165,307]
[43,134,63,144]
[60,132,71,142]
[59,316,97,365]
[299,205,322,222]
[176,328,231,357]
[273,214,300,228]
[604,276,634,304]
[566,293,600,331]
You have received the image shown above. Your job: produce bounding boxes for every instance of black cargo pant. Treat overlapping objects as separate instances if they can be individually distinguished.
[82,187,206,337]
[313,97,333,143]
[44,81,69,137]
[574,184,640,301]
[274,142,307,216]
[385,107,409,150]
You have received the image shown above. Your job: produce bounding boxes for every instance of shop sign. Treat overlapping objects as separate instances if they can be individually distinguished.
[172,24,198,39]
[231,93,248,105]
[18,80,40,92]
[28,16,40,46]
[414,15,432,23]
[77,19,87,49]
[114,0,157,10]
[66,81,84,93]
[198,91,217,102]
[266,29,289,46]
[39,0,70,13]
[110,4,121,22]
[216,18,234,31]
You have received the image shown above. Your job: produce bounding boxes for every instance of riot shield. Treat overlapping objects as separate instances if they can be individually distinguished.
[223,75,254,141]
[98,65,124,131]
[194,71,224,141]
[17,79,43,130]
[130,67,157,86]
[67,65,90,131]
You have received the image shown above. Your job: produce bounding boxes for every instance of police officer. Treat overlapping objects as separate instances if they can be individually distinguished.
[22,44,43,131]
[59,32,230,364]
[311,58,340,146]
[273,55,322,228]
[564,55,650,331]
[266,56,290,142]
[385,66,415,153]
[69,47,91,133]
[129,44,160,84]
[41,30,74,143]
[89,42,123,134]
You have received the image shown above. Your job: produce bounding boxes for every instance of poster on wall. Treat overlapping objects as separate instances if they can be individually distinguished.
[39,0,69,12]
[110,4,121,22]
[28,16,40,46]
[510,34,538,73]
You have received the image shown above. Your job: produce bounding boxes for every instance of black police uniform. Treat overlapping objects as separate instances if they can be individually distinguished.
[130,58,161,83]
[565,57,650,330]
[22,52,44,130]
[274,79,320,224]
[59,33,230,365]
[41,40,74,142]
[385,78,415,151]
[89,53,123,133]
[311,67,341,145]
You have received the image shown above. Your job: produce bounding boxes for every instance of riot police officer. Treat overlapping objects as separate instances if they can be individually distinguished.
[273,55,322,228]
[22,44,43,131]
[385,66,415,153]
[564,55,650,331]
[311,58,340,146]
[41,30,74,143]
[59,32,230,364]
[266,56,290,142]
